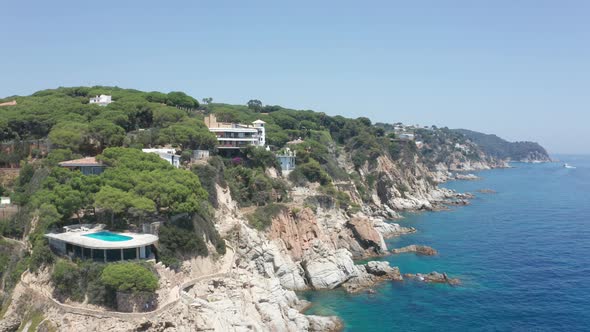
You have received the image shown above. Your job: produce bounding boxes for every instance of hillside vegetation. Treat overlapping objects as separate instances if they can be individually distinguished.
[0,86,551,314]
[453,129,550,161]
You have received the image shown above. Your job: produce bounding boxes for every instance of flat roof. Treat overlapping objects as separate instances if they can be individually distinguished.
[58,157,104,167]
[209,127,258,133]
[45,230,158,250]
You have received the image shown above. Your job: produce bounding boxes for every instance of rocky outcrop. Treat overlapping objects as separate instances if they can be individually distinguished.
[348,216,387,254]
[268,208,324,261]
[372,218,416,239]
[238,224,307,291]
[342,261,403,293]
[0,315,20,332]
[392,245,438,256]
[404,272,460,285]
[454,173,479,181]
[182,269,342,331]
[301,243,359,290]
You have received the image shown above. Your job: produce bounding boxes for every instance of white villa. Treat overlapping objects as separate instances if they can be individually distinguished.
[89,95,112,106]
[204,114,266,150]
[142,148,181,168]
[45,224,158,262]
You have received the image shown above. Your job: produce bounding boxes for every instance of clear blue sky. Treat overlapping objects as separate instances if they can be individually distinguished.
[1,1,588,154]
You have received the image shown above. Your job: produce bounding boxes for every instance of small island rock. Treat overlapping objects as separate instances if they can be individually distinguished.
[391,245,438,256]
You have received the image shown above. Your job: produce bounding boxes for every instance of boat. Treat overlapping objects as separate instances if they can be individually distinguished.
[564,163,576,169]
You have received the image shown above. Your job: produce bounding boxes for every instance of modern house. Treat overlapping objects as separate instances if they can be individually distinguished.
[204,114,266,150]
[398,133,415,141]
[59,157,106,175]
[142,148,181,168]
[276,147,296,171]
[89,95,112,106]
[45,224,158,262]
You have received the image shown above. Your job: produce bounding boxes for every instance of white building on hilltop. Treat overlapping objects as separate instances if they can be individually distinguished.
[89,95,112,106]
[142,148,181,168]
[204,114,266,150]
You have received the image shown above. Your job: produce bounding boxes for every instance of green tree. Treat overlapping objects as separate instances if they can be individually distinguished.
[100,263,158,293]
[94,185,155,225]
[166,91,199,109]
[48,122,89,152]
[247,99,263,112]
[89,119,125,150]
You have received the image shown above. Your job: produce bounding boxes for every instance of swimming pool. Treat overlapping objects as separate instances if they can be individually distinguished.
[83,231,132,242]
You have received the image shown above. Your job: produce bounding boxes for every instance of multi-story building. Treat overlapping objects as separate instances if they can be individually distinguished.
[204,114,266,150]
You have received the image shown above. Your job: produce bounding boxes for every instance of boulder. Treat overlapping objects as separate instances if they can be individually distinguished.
[348,216,387,253]
[302,247,359,289]
[391,245,438,256]
[364,261,402,280]
[341,261,402,293]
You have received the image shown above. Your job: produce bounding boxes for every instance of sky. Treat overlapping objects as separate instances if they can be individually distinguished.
[0,1,588,154]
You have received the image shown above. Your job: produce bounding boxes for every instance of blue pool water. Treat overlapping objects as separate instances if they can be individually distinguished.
[303,156,590,331]
[83,231,132,242]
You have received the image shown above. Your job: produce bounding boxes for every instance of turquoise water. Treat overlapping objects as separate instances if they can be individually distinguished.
[83,231,132,242]
[303,156,590,331]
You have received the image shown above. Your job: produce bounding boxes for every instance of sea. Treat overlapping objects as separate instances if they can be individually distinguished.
[302,155,590,331]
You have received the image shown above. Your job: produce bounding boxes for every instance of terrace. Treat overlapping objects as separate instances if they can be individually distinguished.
[45,224,158,262]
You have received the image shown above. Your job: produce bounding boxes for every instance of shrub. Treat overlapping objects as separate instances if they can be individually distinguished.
[100,263,158,293]
[51,259,84,301]
[293,160,331,185]
[247,204,288,230]
[29,238,54,271]
[245,146,280,170]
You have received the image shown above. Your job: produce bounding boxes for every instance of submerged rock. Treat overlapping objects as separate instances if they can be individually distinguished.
[404,271,460,285]
[454,173,480,180]
[391,245,438,256]
[478,189,497,194]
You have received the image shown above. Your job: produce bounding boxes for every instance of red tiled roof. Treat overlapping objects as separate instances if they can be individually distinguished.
[58,157,103,167]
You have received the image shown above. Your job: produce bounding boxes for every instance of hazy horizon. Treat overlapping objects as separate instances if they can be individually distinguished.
[1,1,588,154]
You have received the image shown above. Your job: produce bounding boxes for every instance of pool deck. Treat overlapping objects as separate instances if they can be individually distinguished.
[45,230,158,249]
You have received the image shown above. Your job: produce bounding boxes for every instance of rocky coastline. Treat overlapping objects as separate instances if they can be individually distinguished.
[1,151,499,332]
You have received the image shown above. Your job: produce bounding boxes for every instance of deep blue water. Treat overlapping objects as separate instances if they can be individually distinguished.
[303,156,590,331]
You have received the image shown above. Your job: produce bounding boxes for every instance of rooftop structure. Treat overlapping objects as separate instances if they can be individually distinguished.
[142,148,181,168]
[59,157,106,175]
[45,224,158,262]
[89,94,112,106]
[204,114,266,149]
